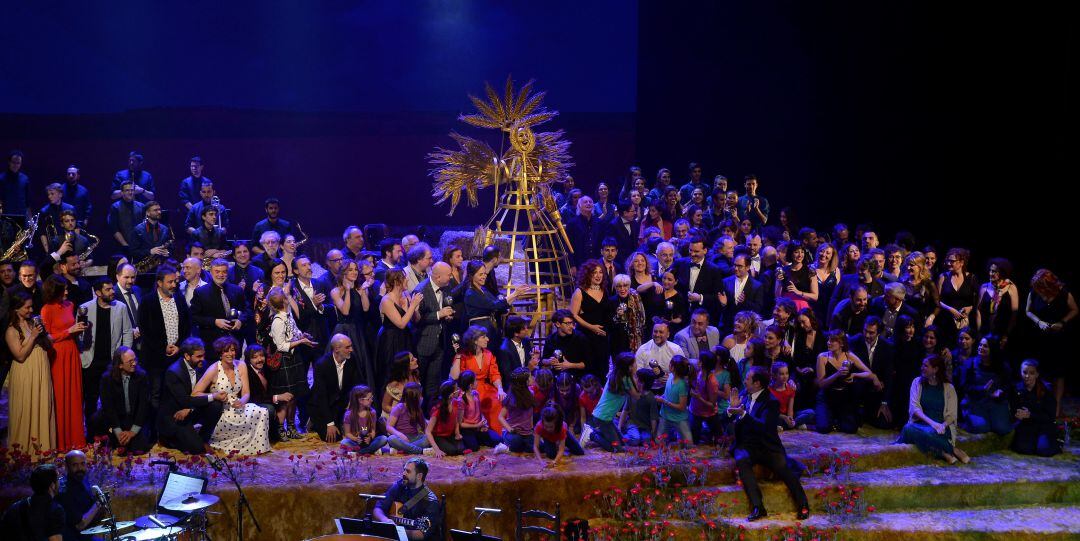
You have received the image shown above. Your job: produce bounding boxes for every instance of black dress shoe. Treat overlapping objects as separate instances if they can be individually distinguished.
[747,507,767,522]
[796,508,810,520]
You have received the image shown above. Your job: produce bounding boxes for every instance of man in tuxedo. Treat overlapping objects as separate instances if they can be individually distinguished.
[717,254,764,335]
[868,282,921,338]
[673,309,721,361]
[138,265,191,409]
[413,262,455,404]
[189,259,247,359]
[292,255,329,426]
[849,317,896,428]
[497,316,538,381]
[672,236,723,324]
[78,280,133,422]
[374,237,403,282]
[653,241,676,277]
[598,237,624,294]
[727,366,809,522]
[309,334,359,442]
[604,200,639,260]
[92,346,152,454]
[156,338,225,454]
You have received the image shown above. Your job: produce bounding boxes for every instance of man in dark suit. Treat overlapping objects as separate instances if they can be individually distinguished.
[717,254,764,334]
[138,265,192,409]
[604,200,640,261]
[565,196,602,269]
[497,316,537,382]
[867,282,921,338]
[189,258,247,360]
[830,285,870,335]
[828,255,884,317]
[114,263,142,343]
[292,255,330,428]
[849,316,897,428]
[309,334,359,442]
[156,338,225,454]
[92,346,152,455]
[373,237,403,282]
[128,201,172,267]
[672,236,723,324]
[598,237,625,294]
[413,262,455,404]
[728,366,809,522]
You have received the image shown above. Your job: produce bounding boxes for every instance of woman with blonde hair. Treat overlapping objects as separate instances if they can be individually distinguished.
[902,252,939,328]
[722,310,761,363]
[810,243,840,325]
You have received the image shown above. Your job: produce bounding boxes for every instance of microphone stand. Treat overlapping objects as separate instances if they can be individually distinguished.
[212,456,261,541]
[100,490,119,541]
[357,493,385,532]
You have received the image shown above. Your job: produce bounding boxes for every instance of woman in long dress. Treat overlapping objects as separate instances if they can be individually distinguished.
[328,259,376,387]
[193,337,271,455]
[4,291,57,455]
[376,269,422,392]
[41,275,87,450]
[570,260,614,380]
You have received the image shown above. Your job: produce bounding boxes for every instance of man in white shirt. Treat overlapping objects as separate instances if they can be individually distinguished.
[634,321,684,389]
[178,257,206,306]
[653,241,676,277]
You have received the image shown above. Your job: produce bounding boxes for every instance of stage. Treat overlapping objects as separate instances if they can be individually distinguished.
[3,426,1077,541]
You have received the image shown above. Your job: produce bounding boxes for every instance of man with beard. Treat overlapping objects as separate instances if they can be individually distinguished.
[830,285,870,336]
[157,337,225,454]
[93,347,152,455]
[139,266,192,409]
[374,458,442,541]
[189,259,247,359]
[374,237,403,282]
[78,280,133,423]
[58,450,104,540]
[129,201,172,268]
[250,197,295,252]
[291,255,329,427]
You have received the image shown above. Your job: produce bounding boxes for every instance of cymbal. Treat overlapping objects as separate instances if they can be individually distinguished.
[134,514,182,529]
[125,526,186,540]
[161,492,221,512]
[81,520,135,535]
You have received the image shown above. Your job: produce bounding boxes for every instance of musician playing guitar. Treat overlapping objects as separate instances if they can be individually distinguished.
[374,458,441,541]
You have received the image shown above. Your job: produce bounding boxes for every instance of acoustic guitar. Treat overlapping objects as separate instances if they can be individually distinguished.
[388,502,431,534]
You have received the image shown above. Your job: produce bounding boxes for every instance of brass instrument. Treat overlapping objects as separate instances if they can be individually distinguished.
[134,225,174,274]
[0,214,39,262]
[77,230,100,262]
[202,250,232,270]
[294,222,309,250]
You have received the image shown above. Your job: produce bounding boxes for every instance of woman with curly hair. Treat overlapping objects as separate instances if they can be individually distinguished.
[450,325,505,432]
[975,258,1019,345]
[902,252,940,328]
[1025,269,1078,417]
[937,248,978,347]
[722,310,761,363]
[570,260,614,379]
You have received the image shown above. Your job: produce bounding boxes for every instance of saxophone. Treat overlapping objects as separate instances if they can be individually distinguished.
[77,230,100,262]
[294,222,309,250]
[0,214,39,262]
[134,225,174,273]
[202,250,233,270]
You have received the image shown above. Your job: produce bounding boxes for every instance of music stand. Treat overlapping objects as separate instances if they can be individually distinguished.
[449,528,501,541]
[335,518,407,541]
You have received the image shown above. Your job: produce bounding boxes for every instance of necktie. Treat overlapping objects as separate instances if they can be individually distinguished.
[122,375,131,414]
[188,368,196,389]
[219,286,231,315]
[123,290,138,327]
[691,263,701,269]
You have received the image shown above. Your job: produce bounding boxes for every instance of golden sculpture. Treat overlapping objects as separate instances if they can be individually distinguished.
[429,77,575,338]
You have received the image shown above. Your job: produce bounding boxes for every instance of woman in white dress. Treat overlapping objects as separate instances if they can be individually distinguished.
[193,337,271,455]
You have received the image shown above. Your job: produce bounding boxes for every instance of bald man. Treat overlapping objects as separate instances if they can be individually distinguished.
[310,334,359,442]
[57,450,103,539]
[413,261,456,404]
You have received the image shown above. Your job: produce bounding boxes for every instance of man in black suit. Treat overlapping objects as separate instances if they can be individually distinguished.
[413,262,455,404]
[309,334,359,442]
[717,254,764,335]
[497,316,537,382]
[92,346,152,455]
[672,236,723,324]
[604,200,639,261]
[129,201,172,267]
[849,316,897,428]
[728,366,809,522]
[291,255,329,428]
[189,259,247,360]
[867,282,921,338]
[598,237,624,295]
[565,196,602,270]
[828,254,884,318]
[830,285,870,335]
[114,263,142,343]
[138,265,192,409]
[373,237,403,283]
[156,338,225,454]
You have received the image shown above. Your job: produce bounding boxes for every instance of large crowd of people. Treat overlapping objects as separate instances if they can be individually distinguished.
[1,151,1074,471]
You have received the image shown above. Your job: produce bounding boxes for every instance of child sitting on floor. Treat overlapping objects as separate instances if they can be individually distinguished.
[498,368,537,453]
[534,404,585,466]
[456,370,506,452]
[425,379,464,457]
[341,385,388,454]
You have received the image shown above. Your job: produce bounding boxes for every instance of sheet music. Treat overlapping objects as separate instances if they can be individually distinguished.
[159,472,206,507]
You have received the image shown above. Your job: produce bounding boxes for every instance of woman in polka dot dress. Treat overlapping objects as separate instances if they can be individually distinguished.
[194,337,272,455]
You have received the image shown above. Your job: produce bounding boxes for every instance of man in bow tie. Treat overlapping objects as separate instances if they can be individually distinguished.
[413,262,456,404]
[728,366,809,522]
[672,236,722,324]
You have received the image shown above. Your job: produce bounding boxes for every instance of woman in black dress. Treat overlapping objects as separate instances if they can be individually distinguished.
[792,307,826,410]
[902,252,939,328]
[775,243,817,314]
[462,259,532,343]
[329,259,377,387]
[570,260,614,380]
[936,248,978,348]
[376,268,421,391]
[1025,269,1078,417]
[645,271,687,329]
[975,258,1020,346]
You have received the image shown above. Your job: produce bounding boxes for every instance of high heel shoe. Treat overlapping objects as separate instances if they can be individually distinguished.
[279,425,291,441]
[286,421,301,440]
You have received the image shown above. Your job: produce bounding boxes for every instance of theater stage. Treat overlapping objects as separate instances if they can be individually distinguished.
[2,427,1078,541]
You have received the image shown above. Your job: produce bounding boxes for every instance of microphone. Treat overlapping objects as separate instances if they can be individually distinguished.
[151,459,178,472]
[358,493,386,500]
[474,507,502,514]
[91,485,108,504]
[206,455,225,471]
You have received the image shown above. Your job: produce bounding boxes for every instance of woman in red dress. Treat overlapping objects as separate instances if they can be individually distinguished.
[449,325,505,432]
[41,275,88,450]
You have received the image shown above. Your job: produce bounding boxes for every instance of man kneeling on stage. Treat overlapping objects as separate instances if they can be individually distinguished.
[374,458,441,541]
[728,366,810,522]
